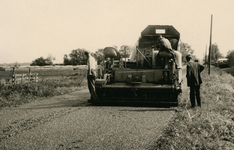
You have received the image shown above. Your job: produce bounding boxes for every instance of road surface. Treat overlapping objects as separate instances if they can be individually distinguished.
[0,66,189,150]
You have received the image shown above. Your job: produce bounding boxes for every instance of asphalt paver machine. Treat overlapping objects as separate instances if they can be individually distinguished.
[93,25,182,106]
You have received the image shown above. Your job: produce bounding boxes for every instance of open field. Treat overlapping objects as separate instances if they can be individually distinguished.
[0,66,88,108]
[0,65,88,84]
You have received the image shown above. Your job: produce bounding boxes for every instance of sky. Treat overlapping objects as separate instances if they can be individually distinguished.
[1,0,234,64]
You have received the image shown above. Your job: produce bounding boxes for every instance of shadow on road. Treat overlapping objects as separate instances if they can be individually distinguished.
[88,102,177,109]
[118,108,176,112]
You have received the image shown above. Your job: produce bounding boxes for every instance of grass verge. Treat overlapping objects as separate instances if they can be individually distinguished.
[0,74,87,108]
[153,67,234,150]
[226,66,234,76]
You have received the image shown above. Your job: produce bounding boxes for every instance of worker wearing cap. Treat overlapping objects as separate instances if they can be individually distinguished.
[186,54,204,108]
[85,51,98,101]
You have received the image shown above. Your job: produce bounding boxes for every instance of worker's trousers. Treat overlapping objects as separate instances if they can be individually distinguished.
[87,69,98,101]
[190,85,201,108]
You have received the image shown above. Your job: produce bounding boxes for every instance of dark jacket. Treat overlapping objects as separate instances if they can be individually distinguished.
[186,62,204,86]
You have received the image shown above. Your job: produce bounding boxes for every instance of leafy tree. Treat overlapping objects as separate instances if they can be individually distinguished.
[64,48,87,65]
[47,54,56,64]
[14,62,20,68]
[63,54,72,65]
[92,49,105,65]
[119,45,133,58]
[210,43,222,63]
[30,57,53,66]
[112,45,118,51]
[226,50,234,67]
[179,42,196,63]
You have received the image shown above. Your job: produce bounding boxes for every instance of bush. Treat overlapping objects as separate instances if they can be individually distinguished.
[227,50,234,67]
[31,56,53,66]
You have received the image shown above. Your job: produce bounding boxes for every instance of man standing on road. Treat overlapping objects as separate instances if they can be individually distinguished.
[186,54,204,108]
[85,51,98,102]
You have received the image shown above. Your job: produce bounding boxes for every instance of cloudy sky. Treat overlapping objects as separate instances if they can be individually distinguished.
[1,0,234,63]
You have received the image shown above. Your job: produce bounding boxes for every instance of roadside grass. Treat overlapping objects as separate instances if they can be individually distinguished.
[0,70,87,108]
[153,67,234,150]
[226,66,234,76]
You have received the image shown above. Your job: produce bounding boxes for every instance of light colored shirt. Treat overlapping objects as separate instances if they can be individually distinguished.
[160,37,172,50]
[87,56,97,75]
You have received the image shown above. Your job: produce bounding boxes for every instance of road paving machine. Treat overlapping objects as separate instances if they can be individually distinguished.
[93,25,183,106]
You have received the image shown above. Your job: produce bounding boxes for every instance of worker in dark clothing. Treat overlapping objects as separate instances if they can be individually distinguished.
[85,51,98,102]
[186,54,204,108]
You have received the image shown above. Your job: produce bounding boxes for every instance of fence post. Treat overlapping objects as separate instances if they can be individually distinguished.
[35,73,38,82]
[29,67,31,75]
[12,67,15,86]
[28,67,32,81]
[21,74,23,84]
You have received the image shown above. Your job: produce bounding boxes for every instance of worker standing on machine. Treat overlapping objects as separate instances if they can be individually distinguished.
[158,35,182,69]
[85,51,98,102]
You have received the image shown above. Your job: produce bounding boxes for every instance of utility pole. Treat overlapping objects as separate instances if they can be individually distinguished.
[208,14,213,75]
[205,45,207,66]
[124,46,127,68]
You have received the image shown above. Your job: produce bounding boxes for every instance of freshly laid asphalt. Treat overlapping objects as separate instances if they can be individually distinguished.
[0,88,176,150]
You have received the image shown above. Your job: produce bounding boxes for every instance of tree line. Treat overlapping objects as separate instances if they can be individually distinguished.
[30,45,133,66]
[203,43,234,67]
[30,42,234,68]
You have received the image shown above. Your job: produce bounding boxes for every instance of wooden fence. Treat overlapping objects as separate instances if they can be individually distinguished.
[12,73,38,84]
[12,67,38,85]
